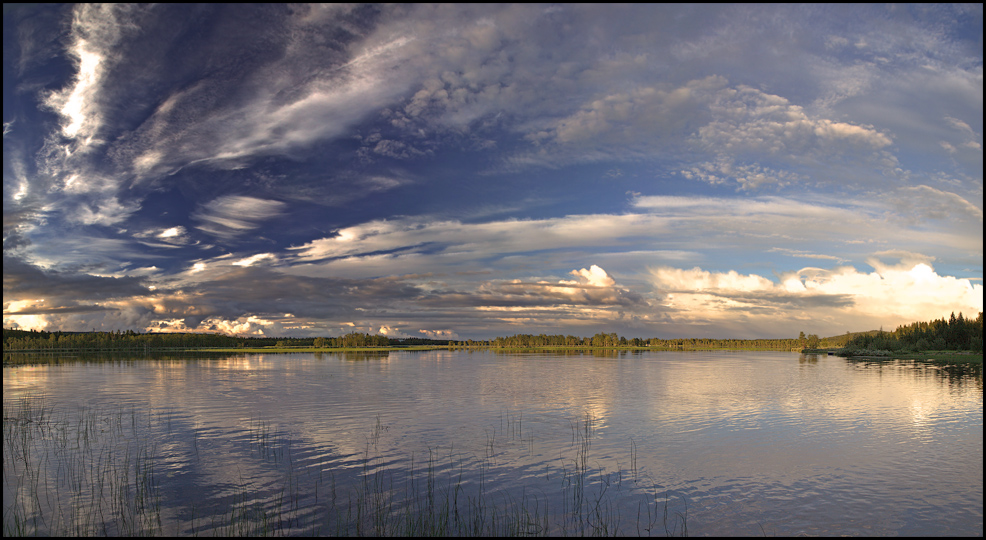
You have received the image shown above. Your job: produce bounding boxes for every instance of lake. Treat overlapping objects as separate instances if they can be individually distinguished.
[3,350,982,536]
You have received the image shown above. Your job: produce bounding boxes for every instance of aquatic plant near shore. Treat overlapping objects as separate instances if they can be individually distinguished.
[3,395,687,537]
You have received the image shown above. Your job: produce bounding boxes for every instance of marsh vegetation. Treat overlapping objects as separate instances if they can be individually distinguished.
[3,395,686,537]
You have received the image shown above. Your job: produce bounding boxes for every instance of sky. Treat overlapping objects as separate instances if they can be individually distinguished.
[3,4,983,341]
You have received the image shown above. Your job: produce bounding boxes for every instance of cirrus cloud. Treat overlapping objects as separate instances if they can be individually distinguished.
[193,195,287,240]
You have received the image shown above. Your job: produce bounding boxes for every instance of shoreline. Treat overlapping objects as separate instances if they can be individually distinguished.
[5,345,981,369]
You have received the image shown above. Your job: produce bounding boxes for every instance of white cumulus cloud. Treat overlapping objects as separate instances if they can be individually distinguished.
[650,262,983,337]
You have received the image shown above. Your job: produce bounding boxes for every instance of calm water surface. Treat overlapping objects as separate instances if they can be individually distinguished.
[3,350,983,536]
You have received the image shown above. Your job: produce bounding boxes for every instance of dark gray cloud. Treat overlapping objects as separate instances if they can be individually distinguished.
[3,256,150,301]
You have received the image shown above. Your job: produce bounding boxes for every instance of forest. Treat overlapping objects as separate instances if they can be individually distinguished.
[1,330,415,352]
[839,311,983,355]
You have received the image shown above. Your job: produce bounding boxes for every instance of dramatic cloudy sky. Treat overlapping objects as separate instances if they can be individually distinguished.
[3,4,983,340]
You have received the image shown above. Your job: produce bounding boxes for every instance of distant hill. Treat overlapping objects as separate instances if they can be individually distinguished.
[817,330,881,349]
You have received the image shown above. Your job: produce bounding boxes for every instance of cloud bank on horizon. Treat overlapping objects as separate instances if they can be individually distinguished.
[3,4,982,340]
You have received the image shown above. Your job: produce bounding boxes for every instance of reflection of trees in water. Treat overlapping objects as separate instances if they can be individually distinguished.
[799,353,820,364]
[936,364,983,390]
[488,348,646,359]
[322,350,391,362]
[586,349,646,359]
[6,350,395,366]
[4,350,240,366]
[800,352,980,388]
[844,357,982,389]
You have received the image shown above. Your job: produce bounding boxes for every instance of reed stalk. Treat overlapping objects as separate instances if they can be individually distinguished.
[4,396,686,536]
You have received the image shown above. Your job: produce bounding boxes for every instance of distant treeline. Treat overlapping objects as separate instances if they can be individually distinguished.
[842,312,983,354]
[451,331,844,350]
[1,330,442,352]
[4,328,834,352]
[5,312,982,353]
